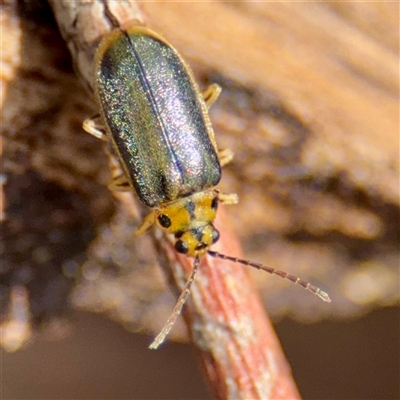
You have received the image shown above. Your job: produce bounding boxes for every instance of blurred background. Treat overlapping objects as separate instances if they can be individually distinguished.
[2,308,399,399]
[1,1,399,399]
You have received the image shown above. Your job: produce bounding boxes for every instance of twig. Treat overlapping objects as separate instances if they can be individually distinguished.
[155,209,300,399]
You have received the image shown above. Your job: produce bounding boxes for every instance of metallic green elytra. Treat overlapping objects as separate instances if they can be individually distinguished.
[84,25,330,350]
[94,26,221,208]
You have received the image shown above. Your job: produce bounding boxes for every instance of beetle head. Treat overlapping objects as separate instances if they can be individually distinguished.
[156,190,219,257]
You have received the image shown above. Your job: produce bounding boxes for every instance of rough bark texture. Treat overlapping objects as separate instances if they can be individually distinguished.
[1,0,398,398]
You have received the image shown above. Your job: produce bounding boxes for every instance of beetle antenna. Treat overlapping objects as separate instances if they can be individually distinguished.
[149,256,201,349]
[208,250,331,303]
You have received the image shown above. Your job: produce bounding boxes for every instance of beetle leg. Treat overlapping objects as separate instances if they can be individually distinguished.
[135,211,156,236]
[84,116,133,193]
[202,84,221,109]
[218,192,239,205]
[201,85,234,167]
[103,144,132,192]
[108,174,131,192]
[218,148,234,167]
[83,115,108,141]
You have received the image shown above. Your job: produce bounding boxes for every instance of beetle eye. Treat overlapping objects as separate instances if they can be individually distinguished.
[212,228,220,244]
[158,214,171,228]
[211,196,218,210]
[175,240,189,254]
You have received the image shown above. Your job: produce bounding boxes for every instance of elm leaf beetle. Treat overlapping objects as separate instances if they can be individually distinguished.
[83,25,331,349]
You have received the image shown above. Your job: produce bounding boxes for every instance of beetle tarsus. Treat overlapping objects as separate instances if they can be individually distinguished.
[83,115,108,141]
[203,83,222,108]
[135,211,156,236]
[217,192,239,205]
[109,174,131,192]
[218,148,234,167]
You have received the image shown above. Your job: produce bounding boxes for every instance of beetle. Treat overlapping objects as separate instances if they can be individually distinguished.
[83,25,330,349]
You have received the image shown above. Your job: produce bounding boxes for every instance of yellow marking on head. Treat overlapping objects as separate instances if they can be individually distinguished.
[156,199,191,233]
[155,190,220,257]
